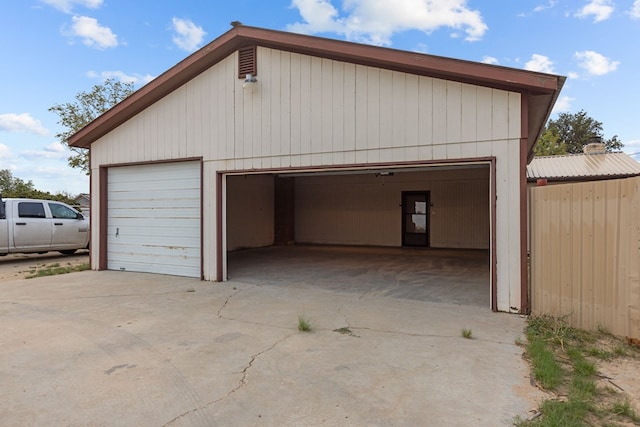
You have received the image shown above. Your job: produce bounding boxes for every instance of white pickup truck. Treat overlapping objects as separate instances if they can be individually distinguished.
[0,197,90,256]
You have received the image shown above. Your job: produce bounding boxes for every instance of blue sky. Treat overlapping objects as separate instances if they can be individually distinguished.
[1,0,639,195]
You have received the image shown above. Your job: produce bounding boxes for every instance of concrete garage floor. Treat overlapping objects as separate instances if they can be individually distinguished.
[0,268,545,426]
[228,245,490,307]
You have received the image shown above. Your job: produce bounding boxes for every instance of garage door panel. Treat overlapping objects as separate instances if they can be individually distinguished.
[107,255,200,277]
[106,229,199,240]
[108,196,200,209]
[107,222,198,236]
[109,234,200,248]
[107,162,201,278]
[108,162,197,178]
[109,180,201,193]
[109,176,199,188]
[107,243,200,258]
[108,207,200,220]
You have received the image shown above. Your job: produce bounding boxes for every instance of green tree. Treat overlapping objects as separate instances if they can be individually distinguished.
[534,127,566,156]
[49,79,135,174]
[536,110,624,156]
[0,169,77,205]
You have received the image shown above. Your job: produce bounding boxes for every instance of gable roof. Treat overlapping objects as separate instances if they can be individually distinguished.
[527,152,640,182]
[68,25,565,158]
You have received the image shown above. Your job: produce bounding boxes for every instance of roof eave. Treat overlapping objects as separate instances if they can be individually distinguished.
[526,75,566,162]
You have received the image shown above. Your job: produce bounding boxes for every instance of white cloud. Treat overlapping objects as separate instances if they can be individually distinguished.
[534,0,557,13]
[0,113,49,136]
[574,50,619,75]
[23,165,90,195]
[482,56,498,65]
[0,143,11,159]
[567,71,580,79]
[524,54,555,73]
[69,15,118,49]
[630,0,640,18]
[576,0,614,22]
[552,95,573,113]
[171,17,207,52]
[41,0,102,13]
[287,0,488,46]
[22,142,68,160]
[622,139,640,160]
[87,70,155,85]
[413,43,429,53]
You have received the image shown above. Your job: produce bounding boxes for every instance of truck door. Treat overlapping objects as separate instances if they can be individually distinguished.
[13,201,52,250]
[0,200,8,253]
[47,202,87,247]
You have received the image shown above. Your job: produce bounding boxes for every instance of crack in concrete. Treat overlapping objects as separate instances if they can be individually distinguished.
[235,334,292,389]
[162,408,206,427]
[216,288,242,318]
[348,326,454,339]
[336,306,351,327]
[335,308,450,339]
[347,326,522,345]
[215,286,290,331]
[167,333,296,423]
[217,316,291,330]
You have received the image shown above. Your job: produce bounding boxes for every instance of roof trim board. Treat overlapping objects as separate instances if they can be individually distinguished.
[69,26,565,150]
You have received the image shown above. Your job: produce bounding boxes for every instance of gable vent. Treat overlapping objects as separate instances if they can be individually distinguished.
[238,46,257,79]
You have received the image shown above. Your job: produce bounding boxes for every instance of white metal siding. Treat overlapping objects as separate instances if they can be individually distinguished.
[107,162,201,277]
[90,50,521,168]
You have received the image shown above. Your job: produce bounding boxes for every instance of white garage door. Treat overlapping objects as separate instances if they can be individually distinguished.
[107,161,201,277]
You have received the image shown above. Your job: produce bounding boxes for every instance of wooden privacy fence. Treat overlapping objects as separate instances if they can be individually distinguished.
[530,176,640,340]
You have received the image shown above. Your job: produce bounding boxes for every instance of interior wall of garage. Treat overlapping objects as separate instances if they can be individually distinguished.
[295,168,489,248]
[226,175,274,250]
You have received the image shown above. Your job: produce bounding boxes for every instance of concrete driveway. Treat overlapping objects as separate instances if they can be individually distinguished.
[1,271,544,426]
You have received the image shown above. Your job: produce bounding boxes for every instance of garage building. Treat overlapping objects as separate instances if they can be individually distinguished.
[69,26,564,313]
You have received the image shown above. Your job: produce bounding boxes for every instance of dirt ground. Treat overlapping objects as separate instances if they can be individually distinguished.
[0,250,89,281]
[598,357,640,414]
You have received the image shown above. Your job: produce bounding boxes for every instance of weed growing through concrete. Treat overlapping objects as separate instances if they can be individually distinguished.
[298,316,312,332]
[461,328,473,339]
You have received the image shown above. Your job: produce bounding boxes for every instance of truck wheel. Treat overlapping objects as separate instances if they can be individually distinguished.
[59,250,77,255]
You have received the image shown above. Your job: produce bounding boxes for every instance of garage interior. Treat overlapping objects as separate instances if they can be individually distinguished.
[225,165,492,307]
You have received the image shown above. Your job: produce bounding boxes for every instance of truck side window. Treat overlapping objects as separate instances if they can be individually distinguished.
[0,201,5,219]
[48,203,79,219]
[18,202,46,218]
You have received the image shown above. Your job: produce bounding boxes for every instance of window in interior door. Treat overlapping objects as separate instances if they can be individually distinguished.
[402,192,430,247]
[18,202,46,218]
